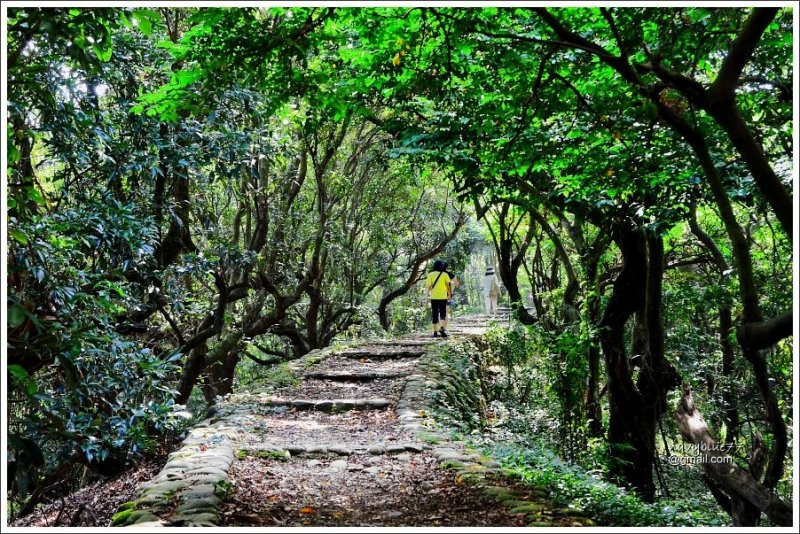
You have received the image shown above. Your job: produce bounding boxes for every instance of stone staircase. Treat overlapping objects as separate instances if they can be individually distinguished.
[111,314,593,527]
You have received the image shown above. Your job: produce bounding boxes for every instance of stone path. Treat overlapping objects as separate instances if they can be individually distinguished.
[112,314,594,527]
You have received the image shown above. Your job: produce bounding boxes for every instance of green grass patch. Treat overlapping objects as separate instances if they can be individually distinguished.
[263,363,300,388]
[417,432,441,445]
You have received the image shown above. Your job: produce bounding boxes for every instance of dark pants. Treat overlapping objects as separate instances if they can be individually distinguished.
[431,299,447,324]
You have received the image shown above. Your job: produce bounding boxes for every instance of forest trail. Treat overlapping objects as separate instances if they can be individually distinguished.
[112,313,594,528]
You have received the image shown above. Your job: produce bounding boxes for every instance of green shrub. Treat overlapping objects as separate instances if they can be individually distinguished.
[489,442,731,527]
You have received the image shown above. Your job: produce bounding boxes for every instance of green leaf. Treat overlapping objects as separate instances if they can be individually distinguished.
[7,364,29,381]
[93,43,113,62]
[27,187,46,206]
[8,364,38,395]
[9,228,28,245]
[8,305,27,328]
[8,145,20,165]
[132,9,156,36]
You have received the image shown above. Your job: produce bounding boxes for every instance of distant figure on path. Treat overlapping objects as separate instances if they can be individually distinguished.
[426,260,451,338]
[443,262,460,331]
[483,266,500,315]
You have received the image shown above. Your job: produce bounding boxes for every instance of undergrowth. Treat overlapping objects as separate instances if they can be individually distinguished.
[490,442,730,527]
[429,327,734,527]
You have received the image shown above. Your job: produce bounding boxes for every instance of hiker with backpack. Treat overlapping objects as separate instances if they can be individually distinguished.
[426,259,451,338]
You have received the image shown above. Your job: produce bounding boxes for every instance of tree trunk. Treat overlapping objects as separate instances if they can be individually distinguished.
[496,245,537,325]
[599,228,678,500]
[674,387,792,526]
[206,333,245,400]
[719,305,740,446]
[176,342,207,405]
[599,228,651,496]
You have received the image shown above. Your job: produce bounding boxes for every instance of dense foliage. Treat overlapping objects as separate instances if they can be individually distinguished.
[5,6,794,527]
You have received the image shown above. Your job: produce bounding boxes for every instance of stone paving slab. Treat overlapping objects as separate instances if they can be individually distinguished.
[337,348,425,359]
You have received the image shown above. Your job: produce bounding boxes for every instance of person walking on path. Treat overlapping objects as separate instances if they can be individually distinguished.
[426,260,451,338]
[483,266,500,315]
[443,263,460,332]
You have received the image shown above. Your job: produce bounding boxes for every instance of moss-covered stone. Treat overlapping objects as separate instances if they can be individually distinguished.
[483,486,518,501]
[508,502,546,515]
[440,459,468,469]
[256,449,290,461]
[116,500,137,512]
[111,509,134,526]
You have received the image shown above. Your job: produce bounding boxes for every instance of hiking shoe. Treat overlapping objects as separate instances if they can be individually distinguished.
[432,331,439,338]
[439,328,448,338]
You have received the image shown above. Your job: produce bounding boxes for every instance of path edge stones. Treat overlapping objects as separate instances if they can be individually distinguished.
[111,345,340,527]
[394,332,597,527]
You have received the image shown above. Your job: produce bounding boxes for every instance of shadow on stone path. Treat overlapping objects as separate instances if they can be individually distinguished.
[111,314,594,527]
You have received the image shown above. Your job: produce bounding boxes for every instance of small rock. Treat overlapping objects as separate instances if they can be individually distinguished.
[440,459,468,469]
[286,445,307,455]
[184,467,228,478]
[174,496,221,514]
[168,512,218,526]
[432,448,459,459]
[307,459,322,468]
[434,450,464,462]
[328,446,353,456]
[383,511,404,519]
[363,466,382,475]
[291,400,315,410]
[367,445,385,455]
[315,400,334,411]
[329,459,348,472]
[395,453,411,462]
[121,510,160,526]
[140,480,186,497]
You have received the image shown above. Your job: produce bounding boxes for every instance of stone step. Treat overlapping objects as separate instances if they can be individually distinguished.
[239,442,427,457]
[304,371,410,381]
[262,397,393,412]
[337,349,424,359]
[369,340,435,347]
